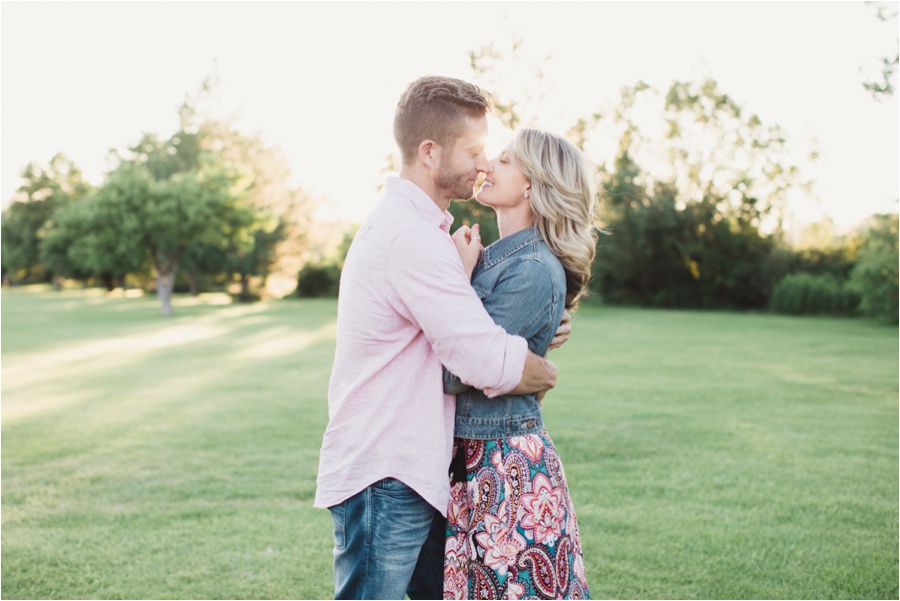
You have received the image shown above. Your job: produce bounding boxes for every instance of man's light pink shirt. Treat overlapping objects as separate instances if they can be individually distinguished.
[314,177,528,515]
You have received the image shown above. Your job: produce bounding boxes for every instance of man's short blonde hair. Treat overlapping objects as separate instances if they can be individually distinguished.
[393,76,493,165]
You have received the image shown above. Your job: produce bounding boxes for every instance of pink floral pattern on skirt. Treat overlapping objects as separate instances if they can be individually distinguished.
[443,429,591,599]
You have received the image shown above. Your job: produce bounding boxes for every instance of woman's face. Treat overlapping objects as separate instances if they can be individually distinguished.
[474,141,531,210]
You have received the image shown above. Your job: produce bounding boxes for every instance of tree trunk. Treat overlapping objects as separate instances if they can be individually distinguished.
[187,272,199,297]
[156,265,178,315]
[240,273,250,299]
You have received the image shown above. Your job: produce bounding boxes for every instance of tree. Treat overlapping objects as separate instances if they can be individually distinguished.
[863,2,899,98]
[145,162,252,314]
[38,207,95,287]
[849,213,899,323]
[295,223,359,298]
[580,79,813,234]
[129,80,314,300]
[1,153,92,283]
[466,37,816,308]
[578,78,818,308]
[468,30,552,132]
[199,121,313,300]
[40,184,148,289]
[65,158,252,315]
[2,199,55,283]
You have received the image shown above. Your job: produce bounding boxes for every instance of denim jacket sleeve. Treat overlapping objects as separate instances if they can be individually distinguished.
[442,257,559,394]
[443,367,472,394]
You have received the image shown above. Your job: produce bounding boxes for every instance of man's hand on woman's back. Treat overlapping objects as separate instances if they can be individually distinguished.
[548,310,572,351]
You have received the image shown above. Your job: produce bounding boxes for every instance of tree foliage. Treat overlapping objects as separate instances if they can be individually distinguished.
[588,80,812,308]
[1,153,92,283]
[447,199,500,247]
[41,166,148,288]
[54,157,251,314]
[23,77,316,314]
[174,84,314,300]
[464,39,893,317]
[2,79,314,314]
[770,273,860,316]
[863,2,899,98]
[296,224,358,298]
[849,213,899,322]
[594,152,778,309]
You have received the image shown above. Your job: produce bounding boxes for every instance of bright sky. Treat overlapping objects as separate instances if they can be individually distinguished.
[2,1,898,228]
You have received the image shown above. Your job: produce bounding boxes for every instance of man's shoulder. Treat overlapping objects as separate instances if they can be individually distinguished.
[353,205,451,278]
[370,200,447,245]
[368,192,433,226]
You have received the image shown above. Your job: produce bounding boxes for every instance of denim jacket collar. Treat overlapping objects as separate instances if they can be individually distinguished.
[481,226,543,269]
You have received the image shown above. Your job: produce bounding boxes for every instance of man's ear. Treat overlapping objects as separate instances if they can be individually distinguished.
[418,140,439,169]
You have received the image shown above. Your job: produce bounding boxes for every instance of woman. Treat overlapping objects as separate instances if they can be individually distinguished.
[443,128,598,599]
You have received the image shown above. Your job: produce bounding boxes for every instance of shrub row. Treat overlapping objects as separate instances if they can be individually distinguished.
[769,273,860,316]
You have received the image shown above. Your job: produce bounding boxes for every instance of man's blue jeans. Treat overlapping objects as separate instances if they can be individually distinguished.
[329,478,446,600]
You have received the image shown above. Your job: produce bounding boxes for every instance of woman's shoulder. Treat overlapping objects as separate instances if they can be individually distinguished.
[505,241,565,283]
[492,245,566,349]
[478,229,566,297]
[494,249,565,302]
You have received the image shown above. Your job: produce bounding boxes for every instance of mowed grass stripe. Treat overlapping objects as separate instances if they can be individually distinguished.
[2,287,897,599]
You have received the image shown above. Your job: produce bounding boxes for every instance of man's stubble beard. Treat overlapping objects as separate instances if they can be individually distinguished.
[435,162,476,203]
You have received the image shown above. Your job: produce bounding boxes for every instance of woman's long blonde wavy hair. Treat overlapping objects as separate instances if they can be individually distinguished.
[513,128,599,310]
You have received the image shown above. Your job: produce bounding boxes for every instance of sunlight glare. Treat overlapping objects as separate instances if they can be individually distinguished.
[485,113,514,159]
[2,323,230,395]
[230,321,337,361]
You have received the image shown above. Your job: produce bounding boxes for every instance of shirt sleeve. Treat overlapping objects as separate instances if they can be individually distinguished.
[385,227,528,398]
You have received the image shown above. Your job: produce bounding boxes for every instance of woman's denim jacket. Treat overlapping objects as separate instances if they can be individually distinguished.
[443,227,566,440]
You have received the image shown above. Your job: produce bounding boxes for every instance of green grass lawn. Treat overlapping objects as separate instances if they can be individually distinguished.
[2,286,897,599]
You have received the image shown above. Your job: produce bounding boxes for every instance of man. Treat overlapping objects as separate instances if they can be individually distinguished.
[314,76,566,600]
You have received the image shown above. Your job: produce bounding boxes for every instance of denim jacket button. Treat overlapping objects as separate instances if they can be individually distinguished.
[525,420,535,429]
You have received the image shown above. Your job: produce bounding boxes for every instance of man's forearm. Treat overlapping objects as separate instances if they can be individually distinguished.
[509,350,557,395]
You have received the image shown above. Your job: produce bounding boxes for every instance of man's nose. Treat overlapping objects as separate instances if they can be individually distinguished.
[475,155,489,174]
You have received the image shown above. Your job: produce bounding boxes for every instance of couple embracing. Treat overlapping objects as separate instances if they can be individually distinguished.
[315,75,597,600]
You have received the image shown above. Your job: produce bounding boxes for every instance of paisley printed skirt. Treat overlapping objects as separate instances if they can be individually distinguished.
[443,429,591,600]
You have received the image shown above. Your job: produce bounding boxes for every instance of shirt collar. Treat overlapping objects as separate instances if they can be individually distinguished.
[481,226,543,268]
[386,176,454,233]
